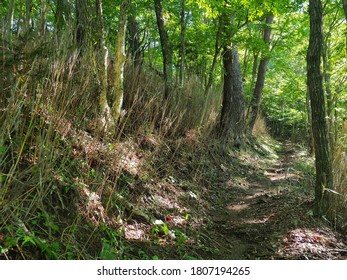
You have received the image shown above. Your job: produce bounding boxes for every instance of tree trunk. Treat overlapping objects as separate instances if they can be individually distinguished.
[249,14,274,133]
[95,0,111,131]
[305,91,314,155]
[25,0,32,33]
[219,44,233,139]
[307,0,334,217]
[7,0,15,44]
[75,0,88,49]
[179,0,186,87]
[56,0,70,44]
[218,12,245,147]
[40,0,47,39]
[245,52,259,121]
[128,2,143,69]
[250,53,259,92]
[230,46,245,146]
[111,0,130,122]
[154,0,173,99]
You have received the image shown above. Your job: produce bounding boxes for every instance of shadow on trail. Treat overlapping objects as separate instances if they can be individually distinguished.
[200,141,347,260]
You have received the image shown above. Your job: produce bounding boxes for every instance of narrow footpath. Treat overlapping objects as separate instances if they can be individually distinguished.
[200,141,347,259]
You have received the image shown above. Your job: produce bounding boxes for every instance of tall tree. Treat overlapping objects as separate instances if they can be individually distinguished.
[7,0,15,44]
[248,14,274,133]
[75,0,89,49]
[56,0,71,44]
[128,2,143,69]
[154,0,173,99]
[25,0,33,33]
[96,0,111,131]
[218,11,245,147]
[40,0,47,39]
[307,0,334,217]
[179,0,187,87]
[111,0,130,123]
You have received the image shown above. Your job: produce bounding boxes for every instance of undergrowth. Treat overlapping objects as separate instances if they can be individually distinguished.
[0,40,224,259]
[1,37,346,260]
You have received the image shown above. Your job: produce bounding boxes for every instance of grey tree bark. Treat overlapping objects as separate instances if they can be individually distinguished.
[40,0,47,39]
[75,0,89,50]
[95,0,111,132]
[111,0,130,123]
[218,12,245,147]
[307,0,334,217]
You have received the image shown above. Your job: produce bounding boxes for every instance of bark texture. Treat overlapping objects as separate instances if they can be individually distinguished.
[307,0,334,217]
[96,0,111,131]
[218,12,245,147]
[76,0,89,49]
[111,0,130,122]
[40,0,47,39]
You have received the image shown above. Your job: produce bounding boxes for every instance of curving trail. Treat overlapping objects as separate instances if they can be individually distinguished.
[199,141,347,260]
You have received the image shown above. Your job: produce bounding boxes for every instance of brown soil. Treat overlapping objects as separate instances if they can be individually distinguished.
[2,128,346,260]
[125,139,347,260]
[194,141,347,260]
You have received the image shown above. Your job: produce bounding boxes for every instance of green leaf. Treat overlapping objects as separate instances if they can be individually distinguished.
[162,223,169,235]
[0,175,6,184]
[22,236,37,246]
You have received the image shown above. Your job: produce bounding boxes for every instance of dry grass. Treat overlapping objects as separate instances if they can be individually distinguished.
[0,37,223,259]
[1,32,346,260]
[252,114,270,137]
[121,64,221,140]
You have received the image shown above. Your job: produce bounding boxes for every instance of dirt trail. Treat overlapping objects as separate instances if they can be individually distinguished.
[199,141,347,260]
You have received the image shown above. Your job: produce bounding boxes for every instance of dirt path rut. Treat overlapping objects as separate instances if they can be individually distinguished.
[200,141,346,259]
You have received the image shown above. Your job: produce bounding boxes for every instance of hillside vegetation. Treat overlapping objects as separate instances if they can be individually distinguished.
[1,0,347,260]
[0,56,346,259]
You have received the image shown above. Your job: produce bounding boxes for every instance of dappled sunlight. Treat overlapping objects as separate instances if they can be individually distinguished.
[124,222,150,241]
[226,177,250,190]
[277,227,347,259]
[264,170,300,182]
[226,202,251,212]
[231,212,278,225]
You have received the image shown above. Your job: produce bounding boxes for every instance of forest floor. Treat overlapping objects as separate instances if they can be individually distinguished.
[122,136,347,260]
[1,121,347,260]
[198,141,347,260]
